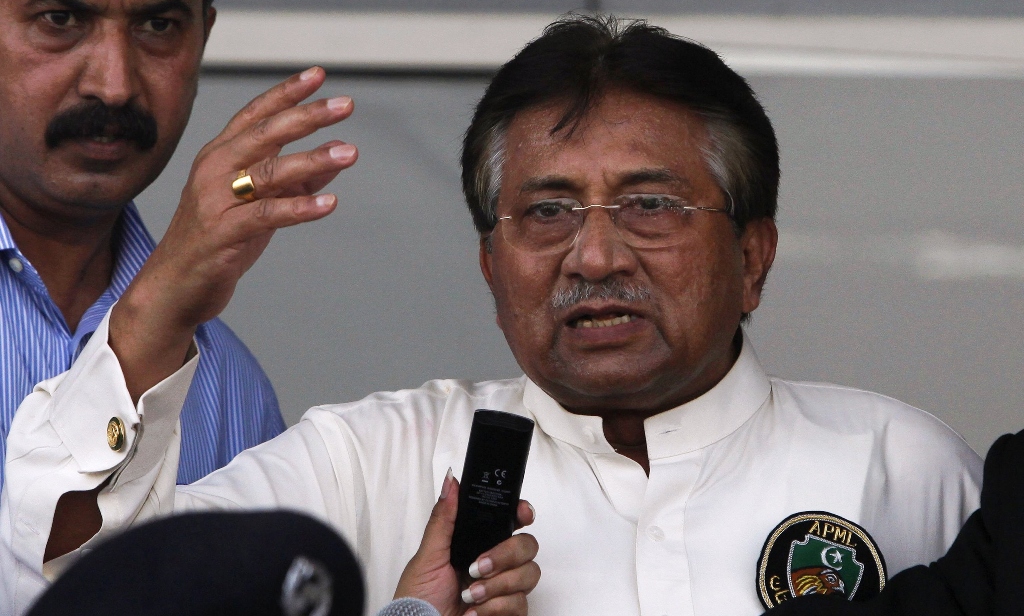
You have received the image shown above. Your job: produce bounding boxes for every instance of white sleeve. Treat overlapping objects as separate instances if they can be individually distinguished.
[0,307,198,615]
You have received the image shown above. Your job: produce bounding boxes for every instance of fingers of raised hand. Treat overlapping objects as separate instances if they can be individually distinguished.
[242,141,357,201]
[228,95,353,168]
[221,66,327,141]
[300,168,348,198]
[223,193,338,238]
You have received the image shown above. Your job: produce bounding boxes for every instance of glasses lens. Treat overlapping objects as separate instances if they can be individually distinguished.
[614,194,691,248]
[502,198,580,252]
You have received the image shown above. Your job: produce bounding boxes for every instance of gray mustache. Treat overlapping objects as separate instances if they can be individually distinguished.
[551,280,652,310]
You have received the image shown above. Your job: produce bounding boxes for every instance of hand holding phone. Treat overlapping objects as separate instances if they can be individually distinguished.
[450,409,535,572]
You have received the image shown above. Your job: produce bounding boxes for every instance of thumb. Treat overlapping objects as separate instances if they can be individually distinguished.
[416,468,459,562]
[392,469,462,609]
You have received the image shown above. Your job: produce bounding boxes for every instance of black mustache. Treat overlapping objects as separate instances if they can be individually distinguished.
[44,100,158,150]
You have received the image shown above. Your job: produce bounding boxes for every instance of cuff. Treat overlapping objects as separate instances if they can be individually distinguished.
[47,306,199,476]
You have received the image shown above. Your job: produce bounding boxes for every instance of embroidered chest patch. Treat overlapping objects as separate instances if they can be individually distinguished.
[757,511,887,609]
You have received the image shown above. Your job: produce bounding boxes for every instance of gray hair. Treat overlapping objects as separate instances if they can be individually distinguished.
[474,110,749,233]
[460,15,779,237]
[474,120,509,232]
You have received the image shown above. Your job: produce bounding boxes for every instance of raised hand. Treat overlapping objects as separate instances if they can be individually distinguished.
[110,66,356,400]
[394,471,541,616]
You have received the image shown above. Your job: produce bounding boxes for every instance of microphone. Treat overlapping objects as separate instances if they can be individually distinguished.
[377,598,441,616]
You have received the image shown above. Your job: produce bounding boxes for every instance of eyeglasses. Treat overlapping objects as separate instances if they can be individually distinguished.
[493,193,731,254]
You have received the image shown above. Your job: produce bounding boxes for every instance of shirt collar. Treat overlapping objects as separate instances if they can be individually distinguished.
[0,202,156,342]
[522,330,772,458]
[0,202,153,270]
[73,203,156,338]
[0,210,19,253]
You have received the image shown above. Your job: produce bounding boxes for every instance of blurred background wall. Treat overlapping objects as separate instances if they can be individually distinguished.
[137,0,1024,455]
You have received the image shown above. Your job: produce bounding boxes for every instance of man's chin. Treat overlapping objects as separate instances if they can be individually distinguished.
[547,369,672,414]
[49,177,151,214]
[44,152,161,209]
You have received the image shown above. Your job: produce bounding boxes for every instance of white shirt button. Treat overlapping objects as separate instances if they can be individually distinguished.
[584,427,597,444]
[8,257,23,273]
[647,525,665,542]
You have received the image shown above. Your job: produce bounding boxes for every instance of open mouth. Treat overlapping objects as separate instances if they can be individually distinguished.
[87,125,124,144]
[570,313,638,329]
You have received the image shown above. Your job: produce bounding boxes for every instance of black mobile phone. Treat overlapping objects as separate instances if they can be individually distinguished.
[450,409,535,572]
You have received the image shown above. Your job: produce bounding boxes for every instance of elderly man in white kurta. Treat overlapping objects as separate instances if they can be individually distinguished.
[2,15,980,616]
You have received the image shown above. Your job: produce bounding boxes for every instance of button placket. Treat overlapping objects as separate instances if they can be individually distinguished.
[647,525,666,542]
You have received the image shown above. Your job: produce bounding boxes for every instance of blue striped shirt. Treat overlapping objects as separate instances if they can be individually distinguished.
[0,204,284,488]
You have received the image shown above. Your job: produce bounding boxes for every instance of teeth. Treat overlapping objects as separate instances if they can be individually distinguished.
[576,314,634,328]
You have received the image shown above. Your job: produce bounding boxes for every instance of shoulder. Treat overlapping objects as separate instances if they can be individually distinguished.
[192,318,275,393]
[300,377,526,435]
[187,318,280,423]
[768,377,980,470]
[770,377,968,440]
[194,318,261,367]
[290,378,525,472]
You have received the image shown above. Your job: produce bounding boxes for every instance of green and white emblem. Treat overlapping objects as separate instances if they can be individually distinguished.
[757,511,887,609]
[787,533,864,598]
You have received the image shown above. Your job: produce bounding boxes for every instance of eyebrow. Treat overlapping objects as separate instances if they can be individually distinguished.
[26,0,98,13]
[126,0,193,18]
[25,0,193,17]
[518,175,580,195]
[618,168,691,189]
[518,168,691,195]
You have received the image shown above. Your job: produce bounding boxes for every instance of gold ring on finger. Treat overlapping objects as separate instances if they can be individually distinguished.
[231,169,257,202]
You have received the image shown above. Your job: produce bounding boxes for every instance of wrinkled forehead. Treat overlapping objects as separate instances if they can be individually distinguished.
[9,0,205,17]
[501,91,714,194]
[509,88,709,148]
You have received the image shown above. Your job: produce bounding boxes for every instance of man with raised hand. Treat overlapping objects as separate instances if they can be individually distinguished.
[2,43,539,616]
[0,0,284,492]
[3,14,981,616]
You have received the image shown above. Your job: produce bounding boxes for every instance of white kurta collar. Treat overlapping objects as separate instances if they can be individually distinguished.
[522,330,772,458]
[523,377,613,454]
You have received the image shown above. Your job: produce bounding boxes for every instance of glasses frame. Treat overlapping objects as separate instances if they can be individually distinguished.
[492,191,734,254]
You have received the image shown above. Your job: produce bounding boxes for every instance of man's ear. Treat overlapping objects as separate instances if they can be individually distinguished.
[479,236,504,329]
[479,235,495,288]
[739,217,778,314]
[203,6,217,44]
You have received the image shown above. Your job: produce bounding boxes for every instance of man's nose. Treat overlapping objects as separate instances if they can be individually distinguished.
[77,25,138,107]
[560,207,639,281]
